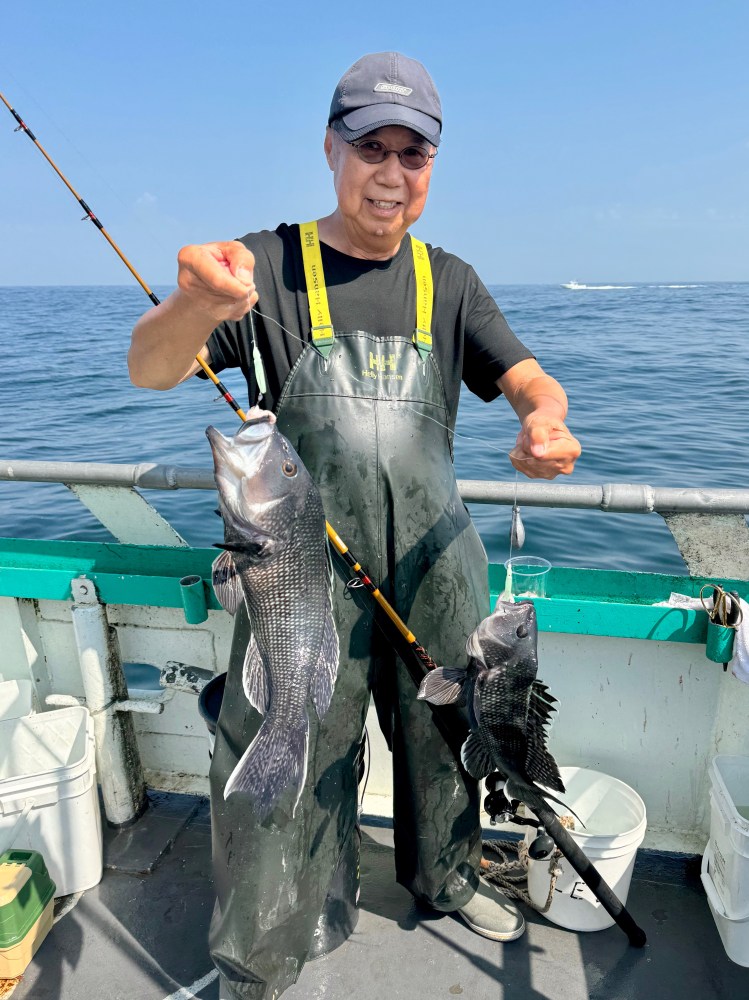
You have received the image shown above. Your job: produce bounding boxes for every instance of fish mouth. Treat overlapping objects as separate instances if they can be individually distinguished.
[467,599,536,661]
[238,413,275,433]
[206,422,275,481]
[206,421,294,542]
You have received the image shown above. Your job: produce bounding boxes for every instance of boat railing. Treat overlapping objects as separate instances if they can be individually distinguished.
[2,459,748,578]
[1,459,747,835]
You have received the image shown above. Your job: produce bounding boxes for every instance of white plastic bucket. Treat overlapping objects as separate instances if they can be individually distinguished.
[0,706,102,897]
[524,766,647,931]
[0,679,35,721]
[707,755,749,919]
[702,842,749,966]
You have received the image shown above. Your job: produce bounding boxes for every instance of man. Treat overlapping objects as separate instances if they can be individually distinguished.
[129,52,580,1000]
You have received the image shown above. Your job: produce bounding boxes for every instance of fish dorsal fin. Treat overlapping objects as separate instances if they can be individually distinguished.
[524,680,565,793]
[212,549,244,615]
[460,731,493,779]
[310,610,339,719]
[417,666,467,705]
[242,634,271,715]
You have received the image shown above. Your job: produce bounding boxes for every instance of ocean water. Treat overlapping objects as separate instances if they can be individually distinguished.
[0,282,747,574]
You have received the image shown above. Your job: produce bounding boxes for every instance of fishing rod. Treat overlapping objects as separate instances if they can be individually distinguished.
[0,91,245,421]
[0,90,437,675]
[2,94,647,945]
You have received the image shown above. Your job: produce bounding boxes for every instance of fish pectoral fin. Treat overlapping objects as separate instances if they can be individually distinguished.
[211,549,244,615]
[460,731,494,779]
[224,530,284,563]
[310,612,339,719]
[417,666,467,705]
[242,635,271,715]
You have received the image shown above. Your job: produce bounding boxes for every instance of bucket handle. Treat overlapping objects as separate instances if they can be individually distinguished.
[0,799,34,856]
[701,841,749,922]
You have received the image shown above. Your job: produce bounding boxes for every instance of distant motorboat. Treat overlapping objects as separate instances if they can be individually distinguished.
[562,280,585,289]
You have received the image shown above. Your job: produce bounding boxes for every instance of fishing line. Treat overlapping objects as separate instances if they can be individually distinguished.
[254,307,512,460]
[501,470,521,602]
[1,67,176,260]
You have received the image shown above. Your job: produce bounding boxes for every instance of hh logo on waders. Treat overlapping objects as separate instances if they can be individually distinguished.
[362,351,403,381]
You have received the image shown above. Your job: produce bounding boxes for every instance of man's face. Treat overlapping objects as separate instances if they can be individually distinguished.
[324,125,435,249]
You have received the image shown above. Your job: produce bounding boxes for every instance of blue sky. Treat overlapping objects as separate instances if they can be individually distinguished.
[1,1,746,285]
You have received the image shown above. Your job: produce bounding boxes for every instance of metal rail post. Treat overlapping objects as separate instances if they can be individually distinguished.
[70,575,147,826]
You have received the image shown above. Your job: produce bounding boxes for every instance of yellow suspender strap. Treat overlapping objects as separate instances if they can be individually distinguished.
[299,223,433,361]
[410,235,433,361]
[300,220,335,358]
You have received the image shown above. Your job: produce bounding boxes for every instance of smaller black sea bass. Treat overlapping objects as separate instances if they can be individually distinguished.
[417,600,564,803]
[206,410,338,820]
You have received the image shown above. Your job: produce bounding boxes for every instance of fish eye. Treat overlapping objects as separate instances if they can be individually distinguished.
[516,624,528,638]
[281,460,297,478]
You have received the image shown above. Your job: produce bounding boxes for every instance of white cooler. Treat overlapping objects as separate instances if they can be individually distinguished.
[0,706,102,896]
[701,755,749,966]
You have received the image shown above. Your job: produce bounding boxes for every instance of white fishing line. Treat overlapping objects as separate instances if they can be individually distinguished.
[3,67,175,259]
[500,470,521,603]
[253,308,512,461]
[162,968,219,1000]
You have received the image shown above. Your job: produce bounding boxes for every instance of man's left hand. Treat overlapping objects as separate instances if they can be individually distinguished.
[509,411,581,480]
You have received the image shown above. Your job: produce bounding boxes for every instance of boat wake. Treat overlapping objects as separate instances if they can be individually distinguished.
[562,281,634,290]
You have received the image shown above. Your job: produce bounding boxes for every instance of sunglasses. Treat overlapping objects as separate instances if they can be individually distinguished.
[349,139,437,170]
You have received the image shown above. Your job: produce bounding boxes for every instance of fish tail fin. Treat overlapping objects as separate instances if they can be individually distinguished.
[224,716,309,820]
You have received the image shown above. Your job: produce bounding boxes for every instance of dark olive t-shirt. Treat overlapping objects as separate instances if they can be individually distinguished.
[200,223,533,428]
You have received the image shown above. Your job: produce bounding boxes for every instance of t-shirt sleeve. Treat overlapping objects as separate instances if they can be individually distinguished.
[199,321,242,376]
[462,270,535,402]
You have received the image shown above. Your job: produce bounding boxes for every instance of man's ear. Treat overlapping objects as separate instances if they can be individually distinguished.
[324,127,335,171]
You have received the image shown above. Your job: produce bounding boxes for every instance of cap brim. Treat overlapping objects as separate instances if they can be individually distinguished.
[331,104,441,147]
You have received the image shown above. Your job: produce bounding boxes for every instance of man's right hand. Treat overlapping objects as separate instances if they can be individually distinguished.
[176,241,258,323]
[128,240,258,390]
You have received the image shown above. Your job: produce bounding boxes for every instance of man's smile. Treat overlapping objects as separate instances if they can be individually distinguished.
[366,198,401,217]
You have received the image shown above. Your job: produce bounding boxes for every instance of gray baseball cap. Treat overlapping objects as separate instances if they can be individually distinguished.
[328,52,442,147]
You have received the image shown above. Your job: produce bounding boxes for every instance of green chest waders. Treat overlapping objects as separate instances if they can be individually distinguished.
[209,230,490,1000]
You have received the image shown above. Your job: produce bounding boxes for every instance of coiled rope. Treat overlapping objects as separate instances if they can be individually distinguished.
[481,838,563,913]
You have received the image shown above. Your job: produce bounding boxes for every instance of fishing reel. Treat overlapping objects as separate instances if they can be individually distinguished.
[483,773,517,824]
[483,772,556,860]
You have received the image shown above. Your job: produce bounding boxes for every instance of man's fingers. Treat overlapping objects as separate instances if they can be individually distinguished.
[178,242,256,299]
[222,241,257,286]
[509,454,575,480]
[176,241,257,321]
[526,424,550,457]
[510,424,581,480]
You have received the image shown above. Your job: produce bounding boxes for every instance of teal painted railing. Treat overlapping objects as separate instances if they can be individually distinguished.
[0,537,746,642]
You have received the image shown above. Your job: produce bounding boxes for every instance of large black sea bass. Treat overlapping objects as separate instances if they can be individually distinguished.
[206,410,339,820]
[417,599,564,803]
